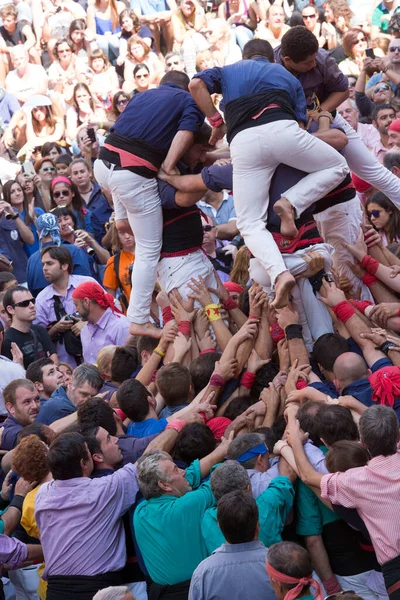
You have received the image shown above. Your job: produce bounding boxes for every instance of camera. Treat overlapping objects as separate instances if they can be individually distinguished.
[65,311,81,321]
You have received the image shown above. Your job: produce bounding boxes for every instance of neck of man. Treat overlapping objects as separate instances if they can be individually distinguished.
[89,304,106,325]
[12,317,31,333]
[145,406,158,420]
[270,23,282,35]
[381,132,390,148]
[51,271,70,295]
[205,244,216,257]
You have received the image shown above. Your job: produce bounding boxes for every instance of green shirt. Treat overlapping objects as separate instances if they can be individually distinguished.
[133,460,216,585]
[202,476,295,555]
[372,2,400,32]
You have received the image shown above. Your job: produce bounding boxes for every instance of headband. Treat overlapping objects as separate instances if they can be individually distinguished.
[235,443,268,463]
[266,562,323,600]
[51,176,72,190]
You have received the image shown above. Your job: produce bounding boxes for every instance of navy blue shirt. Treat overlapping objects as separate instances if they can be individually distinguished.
[193,58,307,123]
[85,182,113,244]
[1,415,23,450]
[343,357,395,408]
[27,242,92,297]
[112,83,204,154]
[36,385,75,425]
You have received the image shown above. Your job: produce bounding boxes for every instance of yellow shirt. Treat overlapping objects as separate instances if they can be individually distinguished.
[21,486,47,600]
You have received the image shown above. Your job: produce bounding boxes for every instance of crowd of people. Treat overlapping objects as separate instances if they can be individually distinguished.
[0,0,399,598]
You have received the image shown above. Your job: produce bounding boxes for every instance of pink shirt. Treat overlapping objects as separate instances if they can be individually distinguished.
[320,449,400,565]
[357,122,381,152]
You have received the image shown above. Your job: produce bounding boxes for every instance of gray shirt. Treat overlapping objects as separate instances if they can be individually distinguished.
[189,541,277,600]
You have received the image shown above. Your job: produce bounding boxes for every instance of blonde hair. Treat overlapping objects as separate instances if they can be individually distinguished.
[208,18,231,44]
[230,245,250,287]
[97,345,118,379]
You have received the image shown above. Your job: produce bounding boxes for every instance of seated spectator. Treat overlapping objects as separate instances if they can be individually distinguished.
[117,9,153,68]
[48,38,81,106]
[195,49,216,71]
[0,85,20,127]
[34,157,56,210]
[322,0,352,49]
[55,154,73,176]
[365,38,400,93]
[110,90,130,122]
[339,28,370,76]
[218,0,256,50]
[1,378,40,449]
[189,489,276,600]
[2,285,57,368]
[36,363,103,424]
[0,4,40,65]
[371,0,400,38]
[205,18,242,66]
[130,0,176,56]
[5,46,48,105]
[68,18,92,61]
[355,63,395,119]
[301,4,325,48]
[131,63,154,93]
[88,49,119,111]
[86,0,125,62]
[26,357,64,406]
[337,98,381,152]
[42,0,86,61]
[164,50,186,72]
[71,281,130,364]
[172,0,208,77]
[66,83,105,143]
[255,5,290,49]
[198,189,239,241]
[122,35,164,93]
[365,191,400,247]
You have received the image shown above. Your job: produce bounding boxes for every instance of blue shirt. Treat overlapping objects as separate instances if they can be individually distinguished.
[1,415,23,451]
[36,385,75,425]
[159,404,187,419]
[112,83,204,154]
[27,242,92,296]
[126,418,167,438]
[343,357,396,409]
[85,182,113,244]
[197,192,236,226]
[21,207,44,258]
[0,216,28,283]
[193,58,307,123]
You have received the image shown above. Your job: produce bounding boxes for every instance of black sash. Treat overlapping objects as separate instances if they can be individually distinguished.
[149,579,191,600]
[382,555,400,600]
[46,571,122,600]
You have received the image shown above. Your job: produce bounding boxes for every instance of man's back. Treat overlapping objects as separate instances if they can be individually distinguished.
[189,541,275,600]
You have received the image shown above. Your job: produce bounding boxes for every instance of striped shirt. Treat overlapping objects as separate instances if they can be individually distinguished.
[320,449,400,565]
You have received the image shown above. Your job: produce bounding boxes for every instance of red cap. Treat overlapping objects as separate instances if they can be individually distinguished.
[388,119,400,133]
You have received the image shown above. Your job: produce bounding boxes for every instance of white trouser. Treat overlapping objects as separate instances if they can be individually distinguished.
[335,571,389,600]
[336,113,400,207]
[8,565,40,600]
[249,243,335,350]
[230,120,349,286]
[314,197,374,302]
[157,250,218,305]
[94,159,162,324]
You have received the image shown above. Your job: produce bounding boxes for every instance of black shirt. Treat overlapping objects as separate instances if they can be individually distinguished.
[3,324,56,368]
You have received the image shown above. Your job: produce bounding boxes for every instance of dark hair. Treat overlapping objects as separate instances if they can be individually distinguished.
[137,335,159,363]
[73,83,95,113]
[242,39,274,62]
[388,12,400,34]
[280,26,319,62]
[50,177,87,229]
[359,404,399,458]
[217,490,259,544]
[54,37,74,60]
[48,432,90,480]
[3,285,31,317]
[110,347,138,383]
[317,404,359,445]
[112,90,130,120]
[2,180,33,227]
[224,395,253,421]
[40,245,73,274]
[160,70,190,90]
[77,397,117,436]
[313,333,349,371]
[174,423,216,464]
[52,205,78,230]
[268,542,313,586]
[372,103,395,123]
[17,422,55,445]
[0,272,17,292]
[119,8,141,31]
[189,353,220,396]
[68,18,86,51]
[79,423,102,456]
[254,426,277,450]
[325,440,369,472]
[133,63,150,77]
[156,363,192,406]
[251,362,279,400]
[193,122,212,145]
[26,358,54,384]
[41,142,62,158]
[116,379,150,421]
[55,154,73,166]
[342,28,365,58]
[366,192,400,245]
[297,401,323,445]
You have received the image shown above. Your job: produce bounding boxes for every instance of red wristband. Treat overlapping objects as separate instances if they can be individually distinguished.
[296,379,307,390]
[249,315,261,321]
[270,322,285,344]
[332,300,356,323]
[222,296,238,311]
[162,306,174,324]
[360,255,379,275]
[166,419,186,433]
[210,374,226,388]
[349,299,374,315]
[208,112,224,127]
[200,348,216,355]
[240,371,256,389]
[362,272,378,287]
[178,320,191,336]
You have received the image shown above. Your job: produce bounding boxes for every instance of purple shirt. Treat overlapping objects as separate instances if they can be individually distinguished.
[0,535,28,569]
[81,307,130,364]
[34,463,139,578]
[34,274,97,368]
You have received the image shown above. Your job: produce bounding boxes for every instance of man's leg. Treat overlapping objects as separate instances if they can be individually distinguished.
[107,169,163,337]
[335,113,400,208]
[231,125,295,308]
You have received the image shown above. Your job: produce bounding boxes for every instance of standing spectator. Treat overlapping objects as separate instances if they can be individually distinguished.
[0,194,34,283]
[365,191,400,246]
[122,35,164,92]
[103,225,135,314]
[89,49,119,111]
[337,98,381,152]
[48,38,81,106]
[0,4,40,65]
[172,0,208,77]
[197,189,239,241]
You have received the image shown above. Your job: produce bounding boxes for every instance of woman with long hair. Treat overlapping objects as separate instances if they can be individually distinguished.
[86,0,125,61]
[116,9,153,66]
[365,192,400,247]
[323,0,353,48]
[2,179,44,256]
[48,38,80,105]
[34,156,57,211]
[339,28,382,76]
[50,176,94,234]
[17,170,47,216]
[172,0,208,77]
[7,102,64,159]
[88,48,120,110]
[122,35,163,92]
[66,83,105,141]
[69,18,91,59]
[111,90,130,121]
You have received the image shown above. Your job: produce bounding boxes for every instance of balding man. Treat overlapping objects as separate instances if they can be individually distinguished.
[337,99,380,152]
[5,46,48,104]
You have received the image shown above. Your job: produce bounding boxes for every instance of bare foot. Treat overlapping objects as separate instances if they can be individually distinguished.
[273,197,298,238]
[129,321,162,339]
[271,271,296,309]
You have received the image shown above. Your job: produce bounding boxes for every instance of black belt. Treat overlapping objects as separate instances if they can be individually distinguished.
[102,159,124,171]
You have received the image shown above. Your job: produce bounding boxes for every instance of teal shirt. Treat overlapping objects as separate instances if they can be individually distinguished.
[134,460,216,585]
[372,2,400,32]
[202,476,295,555]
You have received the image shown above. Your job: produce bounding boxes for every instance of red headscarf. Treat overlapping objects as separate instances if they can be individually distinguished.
[266,561,323,600]
[223,282,244,295]
[369,366,400,408]
[207,417,231,440]
[72,282,121,313]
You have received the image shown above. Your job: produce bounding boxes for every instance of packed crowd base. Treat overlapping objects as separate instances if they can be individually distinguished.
[0,0,400,597]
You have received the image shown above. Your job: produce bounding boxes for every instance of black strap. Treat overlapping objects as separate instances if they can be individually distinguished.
[113,253,123,291]
[53,295,67,321]
[208,255,231,275]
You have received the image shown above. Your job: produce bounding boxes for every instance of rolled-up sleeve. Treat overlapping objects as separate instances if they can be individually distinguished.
[192,68,224,95]
[178,98,205,133]
[0,535,28,569]
[201,164,233,192]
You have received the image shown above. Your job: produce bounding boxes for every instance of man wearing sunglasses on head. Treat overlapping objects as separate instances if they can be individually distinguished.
[354,59,395,119]
[1,285,58,369]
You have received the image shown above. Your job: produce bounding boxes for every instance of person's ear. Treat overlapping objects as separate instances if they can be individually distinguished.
[158,480,173,493]
[34,381,44,394]
[333,378,340,392]
[5,401,15,417]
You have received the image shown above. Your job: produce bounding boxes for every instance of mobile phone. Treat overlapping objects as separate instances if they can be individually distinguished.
[366,48,375,59]
[55,6,62,13]
[22,161,35,177]
[87,127,96,143]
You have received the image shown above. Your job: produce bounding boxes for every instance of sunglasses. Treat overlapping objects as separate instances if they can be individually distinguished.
[166,60,180,66]
[374,85,390,92]
[203,225,214,232]
[389,46,400,52]
[13,297,36,308]
[367,209,381,218]
[117,98,128,105]
[136,73,149,78]
[53,189,71,199]
[303,14,317,18]
[40,167,56,172]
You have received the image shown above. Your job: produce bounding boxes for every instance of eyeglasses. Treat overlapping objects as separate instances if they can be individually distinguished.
[348,80,357,87]
[59,48,72,53]
[367,209,381,218]
[166,60,181,67]
[374,84,390,92]
[203,225,214,232]
[13,297,36,308]
[303,13,317,19]
[389,46,400,52]
[40,167,56,173]
[136,73,149,78]
[117,98,128,105]
[53,189,71,199]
